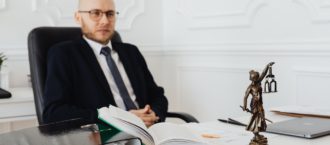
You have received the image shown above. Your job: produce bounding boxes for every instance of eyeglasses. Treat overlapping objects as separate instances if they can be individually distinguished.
[78,9,119,21]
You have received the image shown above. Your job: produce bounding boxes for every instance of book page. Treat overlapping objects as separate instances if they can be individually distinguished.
[148,122,208,145]
[98,106,154,145]
[108,105,147,130]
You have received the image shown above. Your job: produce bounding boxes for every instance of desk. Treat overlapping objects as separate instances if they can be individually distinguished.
[193,112,330,145]
[0,87,35,121]
[0,87,36,134]
[0,119,141,145]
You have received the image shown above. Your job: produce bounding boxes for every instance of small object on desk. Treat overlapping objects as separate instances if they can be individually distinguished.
[218,118,247,127]
[228,118,248,126]
[264,65,277,93]
[270,105,330,119]
[81,124,100,133]
[201,133,221,139]
[241,62,276,145]
[266,117,330,139]
[0,88,11,99]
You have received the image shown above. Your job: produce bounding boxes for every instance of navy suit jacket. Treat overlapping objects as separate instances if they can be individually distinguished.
[43,37,168,124]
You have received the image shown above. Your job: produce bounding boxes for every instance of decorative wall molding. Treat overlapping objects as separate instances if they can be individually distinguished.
[0,0,6,10]
[176,0,268,29]
[293,0,330,23]
[4,39,330,62]
[115,0,145,30]
[293,67,330,77]
[175,66,249,112]
[0,46,29,61]
[31,0,77,25]
[159,40,330,56]
[31,0,145,29]
[293,67,330,106]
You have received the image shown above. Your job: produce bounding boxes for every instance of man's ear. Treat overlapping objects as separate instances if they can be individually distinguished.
[74,12,82,25]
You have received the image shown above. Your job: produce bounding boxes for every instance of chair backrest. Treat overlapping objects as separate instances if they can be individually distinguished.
[28,27,122,125]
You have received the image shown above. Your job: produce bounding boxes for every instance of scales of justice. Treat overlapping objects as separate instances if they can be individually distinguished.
[241,62,277,145]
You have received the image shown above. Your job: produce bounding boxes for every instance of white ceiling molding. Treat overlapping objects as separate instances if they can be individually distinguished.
[176,0,268,29]
[0,0,6,10]
[293,0,330,23]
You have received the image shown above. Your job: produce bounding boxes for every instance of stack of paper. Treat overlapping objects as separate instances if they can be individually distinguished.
[270,105,330,118]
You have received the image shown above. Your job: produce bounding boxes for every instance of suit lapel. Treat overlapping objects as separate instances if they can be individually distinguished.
[75,38,115,101]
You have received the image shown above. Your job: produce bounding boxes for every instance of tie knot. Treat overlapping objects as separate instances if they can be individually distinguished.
[101,46,111,56]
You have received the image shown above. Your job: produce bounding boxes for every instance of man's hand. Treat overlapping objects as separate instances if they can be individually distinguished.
[129,105,159,127]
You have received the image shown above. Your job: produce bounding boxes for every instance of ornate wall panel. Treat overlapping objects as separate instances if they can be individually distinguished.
[31,0,145,29]
[114,0,145,30]
[32,0,77,25]
[294,67,330,106]
[176,66,249,121]
[0,0,6,10]
[176,0,267,29]
[293,0,330,23]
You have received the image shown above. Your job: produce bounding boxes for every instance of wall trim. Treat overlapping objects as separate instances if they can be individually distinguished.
[293,66,330,106]
[115,0,145,30]
[4,40,330,61]
[140,41,330,56]
[293,0,330,23]
[0,0,6,10]
[0,46,28,61]
[293,67,330,77]
[176,66,249,109]
[176,0,268,29]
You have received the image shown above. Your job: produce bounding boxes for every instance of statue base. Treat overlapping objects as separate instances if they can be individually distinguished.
[249,134,267,145]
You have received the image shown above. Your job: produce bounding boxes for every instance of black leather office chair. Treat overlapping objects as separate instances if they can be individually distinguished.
[28,27,198,125]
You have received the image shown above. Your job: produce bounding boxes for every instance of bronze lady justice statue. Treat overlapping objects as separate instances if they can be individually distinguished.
[242,62,275,145]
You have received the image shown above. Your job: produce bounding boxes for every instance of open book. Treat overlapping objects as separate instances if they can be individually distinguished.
[98,106,208,145]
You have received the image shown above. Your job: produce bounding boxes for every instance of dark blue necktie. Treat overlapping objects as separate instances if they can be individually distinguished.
[101,46,137,110]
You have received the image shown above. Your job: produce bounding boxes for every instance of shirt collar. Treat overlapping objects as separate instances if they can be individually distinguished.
[83,36,113,55]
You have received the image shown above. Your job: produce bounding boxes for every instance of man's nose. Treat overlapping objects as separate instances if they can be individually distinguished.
[99,13,109,24]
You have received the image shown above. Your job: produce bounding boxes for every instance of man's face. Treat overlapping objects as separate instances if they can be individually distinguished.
[75,0,116,45]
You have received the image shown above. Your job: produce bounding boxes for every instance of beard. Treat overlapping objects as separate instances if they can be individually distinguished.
[80,20,114,45]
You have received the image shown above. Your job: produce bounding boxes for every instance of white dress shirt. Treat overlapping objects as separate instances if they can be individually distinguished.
[84,36,139,110]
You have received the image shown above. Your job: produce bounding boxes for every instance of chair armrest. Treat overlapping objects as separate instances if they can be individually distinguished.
[166,112,199,123]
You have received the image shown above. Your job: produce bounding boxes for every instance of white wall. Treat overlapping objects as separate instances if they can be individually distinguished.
[0,0,164,86]
[1,0,330,122]
[161,0,330,122]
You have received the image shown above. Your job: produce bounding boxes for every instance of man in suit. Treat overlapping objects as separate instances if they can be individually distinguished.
[43,0,168,127]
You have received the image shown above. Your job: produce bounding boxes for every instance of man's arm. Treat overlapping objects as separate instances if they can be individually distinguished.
[258,62,275,82]
[134,46,168,122]
[43,44,98,124]
[242,86,251,111]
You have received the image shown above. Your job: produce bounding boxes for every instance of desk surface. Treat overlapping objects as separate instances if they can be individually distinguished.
[195,112,330,145]
[1,112,329,145]
[0,87,35,122]
[0,119,141,145]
